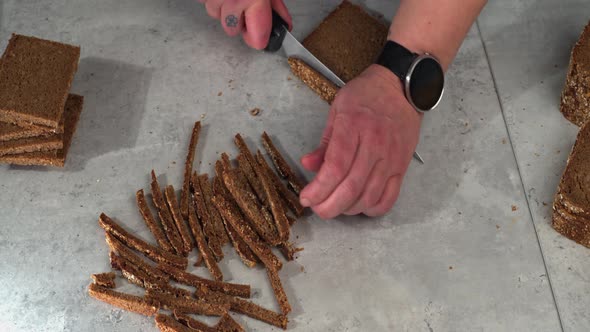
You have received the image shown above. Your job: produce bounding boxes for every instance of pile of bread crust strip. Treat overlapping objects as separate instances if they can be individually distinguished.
[89,121,306,331]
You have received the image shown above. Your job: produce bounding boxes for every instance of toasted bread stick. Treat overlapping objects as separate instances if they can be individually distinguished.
[198,289,288,329]
[222,169,281,246]
[88,283,159,316]
[221,152,232,169]
[212,193,282,270]
[191,172,224,260]
[277,241,303,261]
[198,174,230,245]
[174,311,216,332]
[110,253,166,290]
[147,289,229,316]
[165,185,193,255]
[216,313,245,332]
[181,121,201,221]
[105,233,170,282]
[151,170,185,255]
[262,132,306,194]
[188,195,223,281]
[236,153,267,206]
[156,262,250,298]
[99,213,187,269]
[91,272,116,288]
[212,174,258,268]
[136,189,173,253]
[252,151,290,242]
[155,313,195,332]
[266,267,291,315]
[256,150,304,217]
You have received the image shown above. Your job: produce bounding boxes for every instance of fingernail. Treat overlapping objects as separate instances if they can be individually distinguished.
[300,198,311,207]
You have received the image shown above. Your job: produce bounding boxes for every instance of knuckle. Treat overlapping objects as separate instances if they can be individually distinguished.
[341,179,362,201]
[321,161,347,182]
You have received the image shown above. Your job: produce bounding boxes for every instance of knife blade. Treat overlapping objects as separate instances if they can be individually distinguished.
[265,11,424,164]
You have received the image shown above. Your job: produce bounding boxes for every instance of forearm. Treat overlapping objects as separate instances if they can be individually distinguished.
[388,0,487,71]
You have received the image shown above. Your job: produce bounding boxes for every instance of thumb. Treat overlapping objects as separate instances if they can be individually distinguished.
[301,106,336,172]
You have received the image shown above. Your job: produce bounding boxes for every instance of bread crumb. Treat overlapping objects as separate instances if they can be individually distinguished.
[217,92,222,96]
[287,77,292,81]
[449,266,453,270]
[512,205,518,211]
[249,108,261,116]
[502,138,507,144]
[496,224,500,229]
[300,266,305,273]
[228,79,233,84]
[542,202,548,206]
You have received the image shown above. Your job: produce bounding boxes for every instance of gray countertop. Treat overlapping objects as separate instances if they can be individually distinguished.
[0,0,588,331]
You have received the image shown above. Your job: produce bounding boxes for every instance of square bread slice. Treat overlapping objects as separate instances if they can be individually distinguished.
[0,34,80,128]
[0,94,84,167]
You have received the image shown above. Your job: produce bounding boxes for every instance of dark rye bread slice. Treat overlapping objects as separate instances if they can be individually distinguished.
[288,0,388,101]
[0,94,83,166]
[302,1,388,82]
[552,120,590,246]
[0,34,80,128]
[0,122,52,142]
[561,21,590,126]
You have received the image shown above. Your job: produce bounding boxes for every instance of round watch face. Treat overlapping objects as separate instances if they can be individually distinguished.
[406,55,444,112]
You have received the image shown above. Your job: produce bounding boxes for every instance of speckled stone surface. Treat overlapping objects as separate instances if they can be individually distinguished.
[0,0,571,331]
[479,1,590,331]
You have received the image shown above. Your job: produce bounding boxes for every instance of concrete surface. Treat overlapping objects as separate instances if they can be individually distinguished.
[0,0,586,331]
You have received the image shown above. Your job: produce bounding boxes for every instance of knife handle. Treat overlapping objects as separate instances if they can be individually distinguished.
[265,10,288,52]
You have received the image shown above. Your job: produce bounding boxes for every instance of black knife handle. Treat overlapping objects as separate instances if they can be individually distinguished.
[265,10,288,52]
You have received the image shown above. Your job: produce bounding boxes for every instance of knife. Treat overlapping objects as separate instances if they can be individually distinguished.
[264,11,425,165]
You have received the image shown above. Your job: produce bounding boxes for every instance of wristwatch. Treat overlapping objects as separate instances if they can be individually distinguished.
[376,40,445,112]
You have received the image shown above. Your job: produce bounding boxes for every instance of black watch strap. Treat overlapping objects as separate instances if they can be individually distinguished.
[376,41,417,80]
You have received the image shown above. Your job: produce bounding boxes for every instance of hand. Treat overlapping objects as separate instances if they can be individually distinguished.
[199,0,292,50]
[300,64,422,218]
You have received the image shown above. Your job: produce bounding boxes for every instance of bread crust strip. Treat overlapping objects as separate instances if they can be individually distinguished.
[188,192,224,281]
[256,150,304,217]
[198,174,230,245]
[261,131,306,195]
[216,313,245,332]
[181,121,201,220]
[151,170,185,255]
[105,232,170,282]
[156,261,250,298]
[222,168,280,246]
[99,213,188,269]
[212,171,258,268]
[252,150,290,242]
[147,289,230,316]
[212,192,282,270]
[191,172,224,260]
[278,241,303,261]
[197,289,288,330]
[266,267,291,315]
[91,272,116,288]
[165,185,193,255]
[136,189,173,253]
[174,311,216,332]
[88,283,159,316]
[155,313,196,332]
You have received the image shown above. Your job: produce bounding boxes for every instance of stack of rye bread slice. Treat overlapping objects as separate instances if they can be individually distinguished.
[0,33,83,167]
[554,21,590,247]
[90,121,307,331]
[288,0,388,104]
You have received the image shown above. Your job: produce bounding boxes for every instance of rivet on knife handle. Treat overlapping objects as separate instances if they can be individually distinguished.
[265,10,288,52]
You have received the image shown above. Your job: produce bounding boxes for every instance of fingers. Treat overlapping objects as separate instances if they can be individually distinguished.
[300,114,358,208]
[220,2,246,36]
[343,159,390,216]
[301,107,335,172]
[204,0,223,19]
[311,139,377,219]
[364,175,402,217]
[241,0,273,49]
[271,0,293,30]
